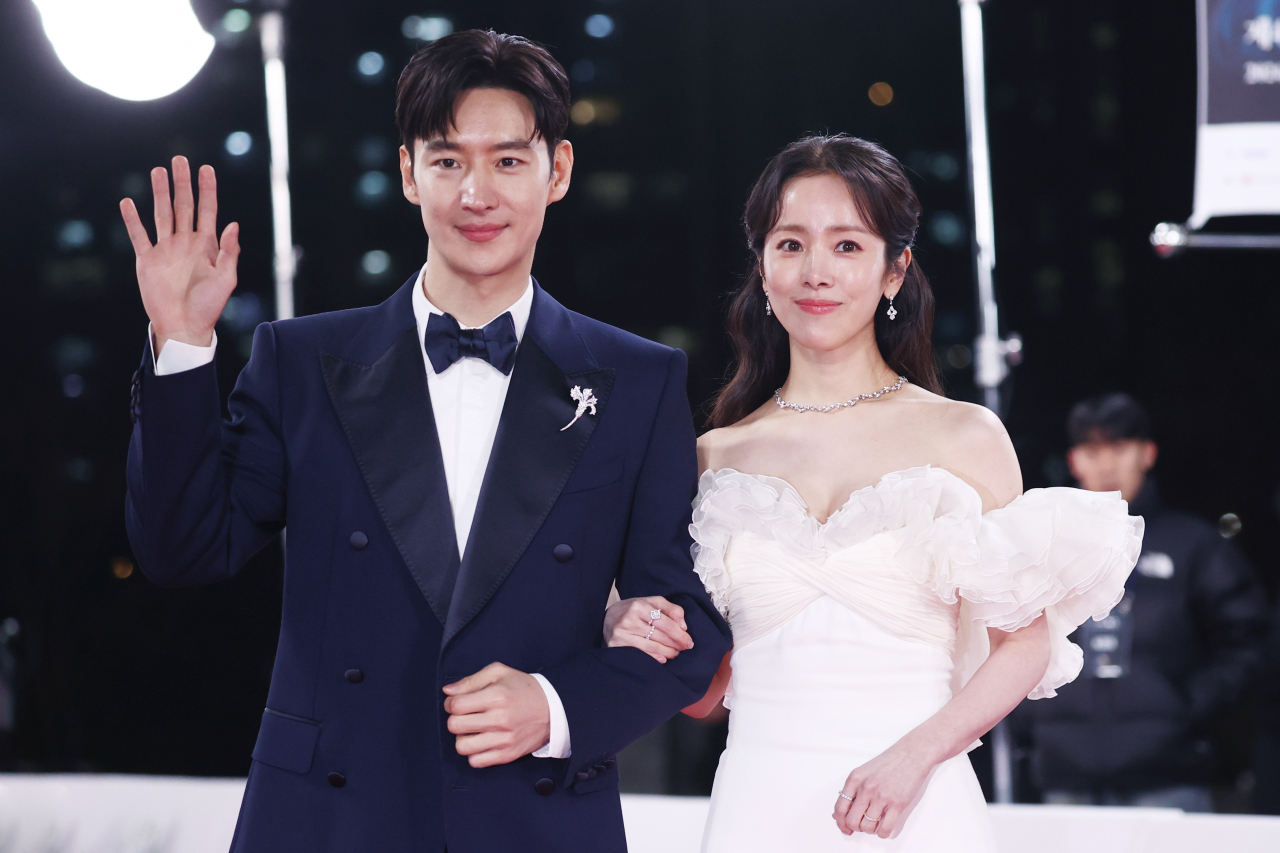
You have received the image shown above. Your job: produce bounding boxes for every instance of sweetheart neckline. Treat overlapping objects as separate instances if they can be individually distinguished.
[700,465,984,527]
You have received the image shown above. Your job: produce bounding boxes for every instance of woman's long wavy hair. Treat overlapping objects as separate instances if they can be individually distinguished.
[709,135,943,429]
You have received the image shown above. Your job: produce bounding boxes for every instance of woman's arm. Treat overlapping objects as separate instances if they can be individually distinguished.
[683,650,733,718]
[833,615,1050,838]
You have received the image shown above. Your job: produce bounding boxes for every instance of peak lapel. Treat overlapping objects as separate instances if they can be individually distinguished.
[320,280,458,626]
[444,287,615,646]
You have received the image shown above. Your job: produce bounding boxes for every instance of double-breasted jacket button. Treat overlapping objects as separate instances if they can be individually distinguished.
[534,777,555,796]
[593,764,608,773]
[552,544,574,562]
[344,669,364,684]
[327,772,346,788]
[603,759,616,771]
[349,531,368,550]
[574,770,590,782]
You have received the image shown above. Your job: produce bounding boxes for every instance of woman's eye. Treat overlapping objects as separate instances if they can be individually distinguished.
[777,239,802,252]
[837,240,860,252]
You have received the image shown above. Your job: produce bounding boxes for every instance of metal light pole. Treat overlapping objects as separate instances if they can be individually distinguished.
[260,11,296,321]
[958,0,1018,804]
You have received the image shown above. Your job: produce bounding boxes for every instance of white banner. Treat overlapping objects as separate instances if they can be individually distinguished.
[1190,0,1280,227]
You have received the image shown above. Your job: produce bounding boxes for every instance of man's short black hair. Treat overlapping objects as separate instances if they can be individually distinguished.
[1067,392,1153,446]
[395,30,571,160]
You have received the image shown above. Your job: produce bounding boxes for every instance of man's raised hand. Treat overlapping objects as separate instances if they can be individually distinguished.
[443,663,551,768]
[119,156,240,355]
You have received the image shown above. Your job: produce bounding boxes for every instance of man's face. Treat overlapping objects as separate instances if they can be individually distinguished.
[399,87,572,282]
[1067,439,1157,502]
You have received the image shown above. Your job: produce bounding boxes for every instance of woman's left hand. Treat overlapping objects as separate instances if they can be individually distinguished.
[832,737,935,838]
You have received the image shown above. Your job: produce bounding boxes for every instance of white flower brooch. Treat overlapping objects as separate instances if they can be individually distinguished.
[560,385,599,432]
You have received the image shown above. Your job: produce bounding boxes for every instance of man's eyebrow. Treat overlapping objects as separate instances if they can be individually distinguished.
[491,138,536,151]
[423,139,459,151]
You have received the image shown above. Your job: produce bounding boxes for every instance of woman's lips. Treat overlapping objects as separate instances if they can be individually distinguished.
[457,224,506,243]
[795,299,841,315]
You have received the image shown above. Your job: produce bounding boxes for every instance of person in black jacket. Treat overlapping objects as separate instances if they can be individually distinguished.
[1254,596,1280,814]
[1015,393,1269,811]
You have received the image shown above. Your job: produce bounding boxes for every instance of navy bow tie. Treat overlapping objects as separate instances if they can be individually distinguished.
[423,311,519,376]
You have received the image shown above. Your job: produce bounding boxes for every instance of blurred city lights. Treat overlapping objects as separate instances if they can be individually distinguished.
[225,131,252,156]
[585,14,615,38]
[929,211,965,247]
[33,0,215,101]
[570,98,621,127]
[65,457,93,483]
[571,59,596,83]
[402,15,452,42]
[222,8,251,34]
[55,220,93,251]
[61,374,84,398]
[356,171,392,205]
[220,293,264,332]
[111,557,135,579]
[868,82,894,106]
[361,250,391,277]
[1219,513,1242,538]
[357,51,385,78]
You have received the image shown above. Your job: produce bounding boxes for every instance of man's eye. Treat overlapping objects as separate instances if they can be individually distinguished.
[435,159,458,169]
[498,157,519,168]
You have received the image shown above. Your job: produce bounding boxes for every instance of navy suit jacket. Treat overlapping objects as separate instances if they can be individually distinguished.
[125,277,732,853]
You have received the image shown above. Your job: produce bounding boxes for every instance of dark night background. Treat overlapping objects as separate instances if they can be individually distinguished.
[0,0,1275,807]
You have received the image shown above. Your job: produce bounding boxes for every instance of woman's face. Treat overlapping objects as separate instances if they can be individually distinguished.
[760,173,906,354]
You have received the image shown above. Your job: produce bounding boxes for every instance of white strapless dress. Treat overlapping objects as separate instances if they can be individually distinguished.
[692,466,1144,852]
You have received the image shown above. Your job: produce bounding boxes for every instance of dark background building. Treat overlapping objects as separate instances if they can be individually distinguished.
[1,0,1274,806]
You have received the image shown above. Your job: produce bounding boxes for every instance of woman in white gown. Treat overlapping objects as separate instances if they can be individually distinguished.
[604,135,1144,851]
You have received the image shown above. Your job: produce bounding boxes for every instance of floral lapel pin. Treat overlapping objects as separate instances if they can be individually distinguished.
[560,385,599,432]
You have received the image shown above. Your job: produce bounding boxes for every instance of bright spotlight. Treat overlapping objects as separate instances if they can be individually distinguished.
[402,15,452,42]
[33,0,215,101]
[225,131,253,156]
[585,14,615,38]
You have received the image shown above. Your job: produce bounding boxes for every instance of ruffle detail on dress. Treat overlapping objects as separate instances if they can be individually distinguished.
[910,487,1145,699]
[689,466,1144,700]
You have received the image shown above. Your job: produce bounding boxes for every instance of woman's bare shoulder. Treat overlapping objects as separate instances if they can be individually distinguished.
[922,396,1023,510]
[696,406,772,475]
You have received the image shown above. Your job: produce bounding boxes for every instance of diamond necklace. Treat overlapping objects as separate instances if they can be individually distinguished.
[772,375,908,413]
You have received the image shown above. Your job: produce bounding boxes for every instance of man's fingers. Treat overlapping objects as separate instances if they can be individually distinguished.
[216,222,241,273]
[447,708,505,735]
[196,164,218,235]
[119,199,152,256]
[465,746,519,768]
[151,167,173,237]
[172,155,195,233]
[454,730,505,756]
[443,684,500,716]
[443,662,508,696]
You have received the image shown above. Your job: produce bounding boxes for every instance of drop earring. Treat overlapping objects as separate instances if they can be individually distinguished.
[765,295,773,316]
[886,294,897,320]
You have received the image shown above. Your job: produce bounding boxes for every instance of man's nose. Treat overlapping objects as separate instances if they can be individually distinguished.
[460,168,498,212]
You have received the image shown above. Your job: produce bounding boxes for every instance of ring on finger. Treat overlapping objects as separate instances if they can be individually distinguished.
[645,626,656,640]
[836,792,853,802]
[648,608,663,625]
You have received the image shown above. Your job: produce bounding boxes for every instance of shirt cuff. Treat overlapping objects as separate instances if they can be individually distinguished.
[151,324,217,376]
[529,673,571,759]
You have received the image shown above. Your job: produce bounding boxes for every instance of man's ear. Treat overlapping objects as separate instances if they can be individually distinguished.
[884,246,912,301]
[547,139,573,205]
[1139,441,1158,474]
[1065,446,1081,482]
[400,144,420,206]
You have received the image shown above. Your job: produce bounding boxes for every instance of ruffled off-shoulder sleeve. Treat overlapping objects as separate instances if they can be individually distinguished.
[899,486,1144,700]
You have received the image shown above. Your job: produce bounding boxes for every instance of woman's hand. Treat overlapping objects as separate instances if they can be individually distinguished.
[831,736,936,838]
[603,596,693,663]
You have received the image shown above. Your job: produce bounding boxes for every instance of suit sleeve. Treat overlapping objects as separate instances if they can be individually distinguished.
[1185,535,1269,724]
[540,348,733,783]
[126,322,287,587]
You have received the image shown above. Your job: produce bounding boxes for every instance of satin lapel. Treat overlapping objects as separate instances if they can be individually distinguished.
[444,318,615,646]
[321,328,458,626]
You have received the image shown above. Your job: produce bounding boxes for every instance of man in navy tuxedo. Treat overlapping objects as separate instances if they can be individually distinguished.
[120,30,730,852]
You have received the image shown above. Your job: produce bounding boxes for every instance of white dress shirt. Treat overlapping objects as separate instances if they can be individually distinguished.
[150,265,571,759]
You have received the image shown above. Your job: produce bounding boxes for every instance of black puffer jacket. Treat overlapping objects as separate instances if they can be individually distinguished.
[1014,480,1269,792]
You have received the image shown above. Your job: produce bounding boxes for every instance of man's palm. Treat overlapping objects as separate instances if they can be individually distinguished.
[120,156,240,350]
